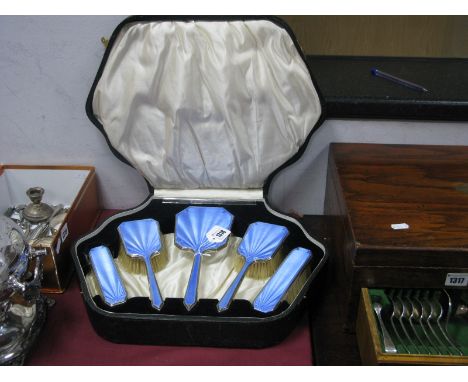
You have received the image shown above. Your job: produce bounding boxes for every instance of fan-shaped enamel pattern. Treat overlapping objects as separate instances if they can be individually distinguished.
[253,247,313,313]
[118,219,163,258]
[118,219,164,310]
[217,222,289,312]
[175,206,234,310]
[89,246,127,307]
[175,206,233,255]
[237,222,289,263]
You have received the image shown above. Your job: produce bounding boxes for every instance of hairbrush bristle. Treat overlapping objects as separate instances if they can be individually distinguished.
[86,271,101,297]
[284,264,312,304]
[233,247,286,280]
[116,240,168,275]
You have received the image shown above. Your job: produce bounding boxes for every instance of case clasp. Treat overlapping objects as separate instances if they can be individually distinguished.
[101,37,109,48]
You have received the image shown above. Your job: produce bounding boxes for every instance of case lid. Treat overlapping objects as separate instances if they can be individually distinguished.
[88,17,322,192]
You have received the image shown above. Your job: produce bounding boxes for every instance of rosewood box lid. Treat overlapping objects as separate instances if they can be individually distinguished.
[329,143,468,268]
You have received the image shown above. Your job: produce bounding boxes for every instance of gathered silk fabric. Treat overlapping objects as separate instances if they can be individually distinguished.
[93,20,321,189]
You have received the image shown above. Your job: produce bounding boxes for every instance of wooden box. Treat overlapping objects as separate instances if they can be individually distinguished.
[356,288,468,365]
[0,165,100,293]
[324,143,468,329]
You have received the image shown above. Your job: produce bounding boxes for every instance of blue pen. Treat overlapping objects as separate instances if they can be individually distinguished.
[371,68,429,93]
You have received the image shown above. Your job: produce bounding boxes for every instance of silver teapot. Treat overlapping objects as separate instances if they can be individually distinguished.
[0,216,50,365]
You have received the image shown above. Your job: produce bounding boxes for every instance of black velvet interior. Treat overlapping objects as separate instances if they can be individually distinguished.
[76,199,323,319]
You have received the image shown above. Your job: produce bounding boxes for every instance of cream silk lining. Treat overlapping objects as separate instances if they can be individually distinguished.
[86,234,286,303]
[92,20,321,189]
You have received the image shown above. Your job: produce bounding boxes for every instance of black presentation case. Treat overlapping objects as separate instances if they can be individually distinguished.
[72,15,328,348]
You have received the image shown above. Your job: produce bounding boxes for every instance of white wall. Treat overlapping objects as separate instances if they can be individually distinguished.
[1,16,467,214]
[0,16,149,209]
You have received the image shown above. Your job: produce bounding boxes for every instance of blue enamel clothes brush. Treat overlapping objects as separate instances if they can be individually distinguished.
[89,245,127,306]
[217,222,289,312]
[117,219,167,310]
[175,206,234,311]
[253,247,313,314]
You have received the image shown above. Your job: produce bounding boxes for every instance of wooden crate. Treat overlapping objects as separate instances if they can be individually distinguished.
[0,165,100,293]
